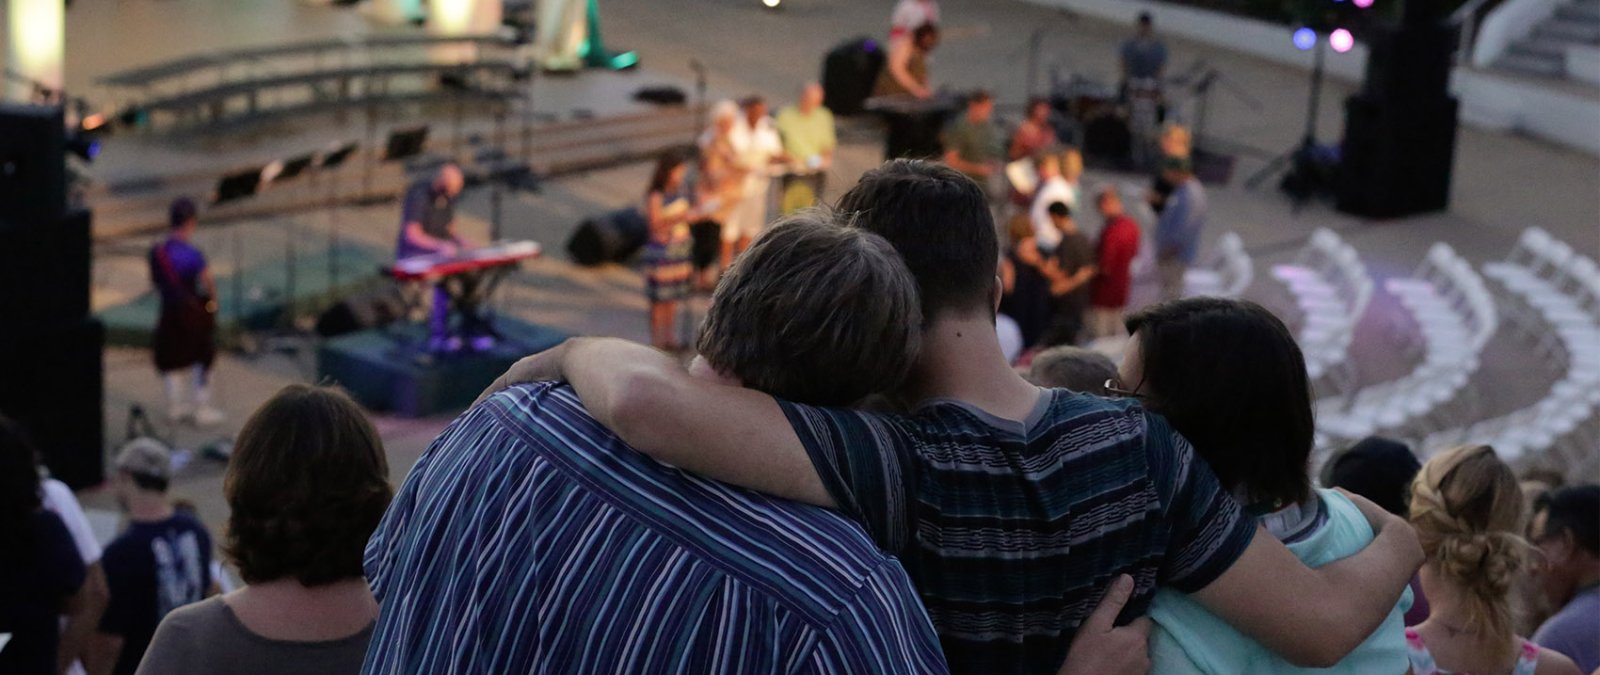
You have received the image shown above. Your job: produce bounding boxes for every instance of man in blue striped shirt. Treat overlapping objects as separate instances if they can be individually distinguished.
[364,214,956,673]
[489,161,1426,674]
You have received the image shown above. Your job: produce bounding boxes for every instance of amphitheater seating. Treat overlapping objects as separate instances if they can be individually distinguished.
[1183,232,1253,298]
[1271,228,1373,382]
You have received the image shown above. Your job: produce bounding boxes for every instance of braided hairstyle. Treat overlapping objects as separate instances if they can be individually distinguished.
[1409,445,1528,660]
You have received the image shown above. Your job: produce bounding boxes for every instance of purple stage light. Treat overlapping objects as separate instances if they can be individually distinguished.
[1330,28,1355,53]
[1293,27,1317,51]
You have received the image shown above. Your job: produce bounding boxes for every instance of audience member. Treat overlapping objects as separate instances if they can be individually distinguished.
[696,100,747,281]
[1405,445,1581,675]
[1530,485,1600,673]
[1027,345,1117,392]
[1148,122,1192,215]
[1088,187,1141,339]
[137,385,390,674]
[1119,298,1413,673]
[487,159,1425,675]
[1519,467,1569,634]
[641,151,699,351]
[1000,212,1054,349]
[0,416,90,675]
[150,197,223,426]
[1120,12,1169,91]
[725,96,785,269]
[1326,435,1431,626]
[93,438,214,675]
[39,470,110,675]
[1010,98,1059,161]
[775,83,837,214]
[1029,153,1073,252]
[1155,155,1207,301]
[875,23,938,99]
[1040,202,1095,347]
[365,213,957,673]
[941,91,1002,187]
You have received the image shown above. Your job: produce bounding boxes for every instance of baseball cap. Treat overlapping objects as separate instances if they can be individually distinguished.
[115,437,173,482]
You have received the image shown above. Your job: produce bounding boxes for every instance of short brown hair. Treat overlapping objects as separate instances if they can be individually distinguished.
[223,384,392,587]
[837,160,998,319]
[696,211,922,406]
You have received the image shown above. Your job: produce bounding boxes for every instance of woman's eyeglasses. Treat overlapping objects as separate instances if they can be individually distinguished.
[1102,378,1145,399]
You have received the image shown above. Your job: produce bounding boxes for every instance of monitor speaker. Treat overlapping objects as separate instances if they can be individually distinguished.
[822,37,886,116]
[0,104,67,228]
[0,209,92,323]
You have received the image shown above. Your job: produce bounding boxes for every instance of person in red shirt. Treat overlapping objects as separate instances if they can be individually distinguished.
[1089,187,1141,339]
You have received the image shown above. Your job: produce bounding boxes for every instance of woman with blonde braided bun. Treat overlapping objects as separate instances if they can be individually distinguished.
[1405,444,1581,675]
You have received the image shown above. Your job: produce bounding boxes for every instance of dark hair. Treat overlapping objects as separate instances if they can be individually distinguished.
[698,211,922,406]
[224,384,392,587]
[1326,436,1422,517]
[1047,201,1071,219]
[1534,484,1600,556]
[1138,11,1153,25]
[968,89,994,105]
[169,197,197,229]
[836,159,998,320]
[1028,346,1117,392]
[1125,297,1314,506]
[0,415,43,559]
[647,151,687,196]
[913,23,940,44]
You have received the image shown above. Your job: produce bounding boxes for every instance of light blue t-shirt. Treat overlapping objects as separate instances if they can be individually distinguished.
[1149,487,1413,675]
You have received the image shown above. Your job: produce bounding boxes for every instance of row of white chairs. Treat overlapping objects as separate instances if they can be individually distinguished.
[1183,232,1253,299]
[1423,227,1600,469]
[1271,228,1374,383]
[1316,243,1496,441]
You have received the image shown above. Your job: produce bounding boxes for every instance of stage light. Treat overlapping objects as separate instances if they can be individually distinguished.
[1330,28,1355,53]
[762,0,780,7]
[1354,0,1375,7]
[1293,27,1317,51]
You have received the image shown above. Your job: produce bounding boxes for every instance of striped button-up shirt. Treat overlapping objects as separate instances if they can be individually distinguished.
[362,383,948,674]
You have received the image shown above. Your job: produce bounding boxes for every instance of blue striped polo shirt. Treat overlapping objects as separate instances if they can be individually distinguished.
[362,383,948,674]
[778,388,1256,675]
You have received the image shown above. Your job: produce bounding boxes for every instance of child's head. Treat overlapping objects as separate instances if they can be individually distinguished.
[1047,201,1074,232]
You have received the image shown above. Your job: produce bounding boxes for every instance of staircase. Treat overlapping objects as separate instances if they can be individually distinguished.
[1497,0,1600,78]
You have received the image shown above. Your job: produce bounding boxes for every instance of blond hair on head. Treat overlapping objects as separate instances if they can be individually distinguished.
[1409,445,1529,659]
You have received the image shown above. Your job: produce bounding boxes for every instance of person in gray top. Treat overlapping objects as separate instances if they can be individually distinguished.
[136,385,392,675]
[1120,12,1168,82]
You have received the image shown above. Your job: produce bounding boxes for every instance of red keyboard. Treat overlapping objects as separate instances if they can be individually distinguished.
[391,241,542,281]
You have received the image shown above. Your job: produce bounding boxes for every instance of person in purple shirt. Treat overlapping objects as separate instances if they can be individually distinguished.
[1531,485,1600,673]
[147,198,222,426]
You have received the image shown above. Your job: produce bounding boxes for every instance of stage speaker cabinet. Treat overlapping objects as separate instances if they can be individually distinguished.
[0,317,105,489]
[1337,93,1459,219]
[566,207,649,266]
[0,104,67,229]
[316,285,409,337]
[0,209,92,323]
[822,36,886,117]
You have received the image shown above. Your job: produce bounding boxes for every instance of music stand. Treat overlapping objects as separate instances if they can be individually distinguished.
[213,167,265,336]
[263,152,318,333]
[320,142,359,290]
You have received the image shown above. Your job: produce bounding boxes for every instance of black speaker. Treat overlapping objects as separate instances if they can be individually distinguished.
[0,209,91,323]
[1360,22,1457,107]
[566,208,649,266]
[822,37,886,116]
[1337,93,1459,218]
[0,104,67,229]
[0,317,105,489]
[315,285,408,337]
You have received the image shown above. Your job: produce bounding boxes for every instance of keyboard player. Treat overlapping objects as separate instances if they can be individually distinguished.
[396,163,487,353]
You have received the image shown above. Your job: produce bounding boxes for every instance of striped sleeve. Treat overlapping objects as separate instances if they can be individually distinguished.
[800,558,950,674]
[1144,412,1256,593]
[776,402,918,557]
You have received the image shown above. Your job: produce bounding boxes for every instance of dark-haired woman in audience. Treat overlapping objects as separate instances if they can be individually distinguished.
[1403,444,1580,675]
[1009,97,1059,162]
[999,212,1054,349]
[0,416,90,675]
[1114,297,1412,673]
[642,151,702,351]
[137,384,392,674]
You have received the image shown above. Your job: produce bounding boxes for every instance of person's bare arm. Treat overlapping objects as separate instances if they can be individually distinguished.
[1190,493,1423,668]
[58,563,108,673]
[86,633,123,675]
[484,339,835,507]
[403,222,456,255]
[886,41,930,99]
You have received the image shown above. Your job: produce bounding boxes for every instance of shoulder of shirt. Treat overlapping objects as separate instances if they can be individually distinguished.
[161,595,227,630]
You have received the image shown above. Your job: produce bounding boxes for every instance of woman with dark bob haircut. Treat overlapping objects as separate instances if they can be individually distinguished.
[1113,297,1414,673]
[137,385,391,674]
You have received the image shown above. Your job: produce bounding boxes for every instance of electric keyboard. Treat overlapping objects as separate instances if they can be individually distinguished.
[391,240,542,281]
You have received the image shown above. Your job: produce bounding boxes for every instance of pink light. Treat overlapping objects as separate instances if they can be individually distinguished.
[1353,0,1375,8]
[1330,28,1355,53]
